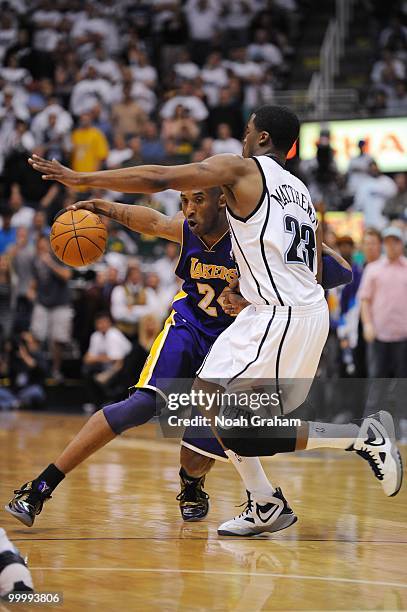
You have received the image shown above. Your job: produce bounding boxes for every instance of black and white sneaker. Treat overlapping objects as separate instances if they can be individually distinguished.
[0,529,33,597]
[5,481,52,527]
[217,488,297,536]
[349,410,403,497]
[176,469,210,522]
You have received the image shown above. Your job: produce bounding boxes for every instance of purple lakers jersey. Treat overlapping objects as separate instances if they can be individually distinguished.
[174,220,238,337]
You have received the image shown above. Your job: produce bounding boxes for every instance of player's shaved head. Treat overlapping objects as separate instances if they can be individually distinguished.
[207,186,223,202]
[180,187,227,241]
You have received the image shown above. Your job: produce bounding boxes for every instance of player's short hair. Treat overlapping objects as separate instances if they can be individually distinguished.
[252,105,300,154]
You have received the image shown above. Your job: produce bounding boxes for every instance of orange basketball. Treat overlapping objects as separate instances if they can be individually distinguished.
[50,209,107,267]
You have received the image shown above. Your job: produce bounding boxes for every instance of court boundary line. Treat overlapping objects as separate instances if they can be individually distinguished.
[30,567,407,589]
[12,537,407,543]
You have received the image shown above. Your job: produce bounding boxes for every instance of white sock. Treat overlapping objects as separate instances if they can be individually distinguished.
[0,528,14,553]
[225,450,275,499]
[306,421,359,450]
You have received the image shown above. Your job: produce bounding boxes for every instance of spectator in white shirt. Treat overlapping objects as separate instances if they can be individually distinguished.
[71,3,119,55]
[219,0,253,45]
[174,49,200,81]
[353,161,398,230]
[82,311,132,411]
[85,313,132,367]
[130,80,157,116]
[224,46,263,82]
[106,135,133,169]
[0,186,35,230]
[184,0,219,41]
[212,123,242,155]
[31,102,73,143]
[201,51,229,106]
[0,13,18,64]
[70,65,114,117]
[153,241,181,292]
[83,44,121,84]
[347,139,374,195]
[371,49,405,86]
[248,28,283,68]
[160,81,208,122]
[131,51,158,89]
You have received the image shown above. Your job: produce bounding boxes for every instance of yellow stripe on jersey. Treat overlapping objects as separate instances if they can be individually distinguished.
[171,289,187,304]
[135,310,176,388]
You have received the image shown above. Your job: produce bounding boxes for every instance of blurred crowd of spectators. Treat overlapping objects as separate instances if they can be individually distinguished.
[366,13,407,116]
[0,0,302,409]
[0,0,406,414]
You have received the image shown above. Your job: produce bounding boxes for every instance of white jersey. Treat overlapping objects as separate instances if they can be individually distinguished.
[227,155,325,307]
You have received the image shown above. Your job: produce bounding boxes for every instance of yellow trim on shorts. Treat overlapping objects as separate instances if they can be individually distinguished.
[135,310,176,388]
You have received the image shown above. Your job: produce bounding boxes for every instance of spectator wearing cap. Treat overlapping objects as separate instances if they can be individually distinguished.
[359,226,407,378]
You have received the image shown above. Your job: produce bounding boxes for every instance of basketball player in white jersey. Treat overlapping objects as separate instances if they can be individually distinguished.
[26,105,403,537]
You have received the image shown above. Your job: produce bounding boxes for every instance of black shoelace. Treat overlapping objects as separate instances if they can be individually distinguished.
[177,480,209,503]
[235,491,254,518]
[355,449,384,480]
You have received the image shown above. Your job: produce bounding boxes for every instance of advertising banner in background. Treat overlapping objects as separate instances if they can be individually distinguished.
[300,117,407,172]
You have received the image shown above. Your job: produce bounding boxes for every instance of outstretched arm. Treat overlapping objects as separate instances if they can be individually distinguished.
[68,199,183,243]
[321,242,353,289]
[29,153,248,193]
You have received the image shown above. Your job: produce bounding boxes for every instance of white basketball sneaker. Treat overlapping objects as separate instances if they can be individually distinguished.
[349,410,403,497]
[217,488,297,537]
[0,529,33,597]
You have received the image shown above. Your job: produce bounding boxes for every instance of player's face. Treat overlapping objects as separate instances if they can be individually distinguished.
[242,115,259,158]
[180,190,220,236]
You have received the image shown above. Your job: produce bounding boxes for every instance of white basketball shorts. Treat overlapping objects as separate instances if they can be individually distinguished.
[197,299,329,416]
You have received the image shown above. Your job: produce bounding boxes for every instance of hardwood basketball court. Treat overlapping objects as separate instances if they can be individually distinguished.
[1,412,406,611]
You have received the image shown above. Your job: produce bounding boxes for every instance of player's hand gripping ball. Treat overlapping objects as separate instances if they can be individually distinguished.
[50,209,107,267]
